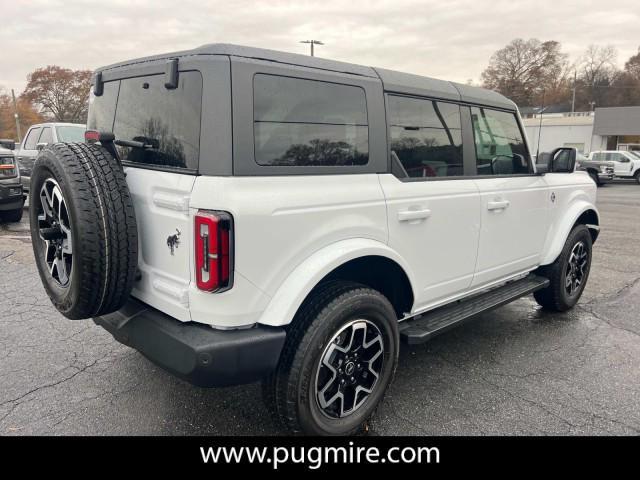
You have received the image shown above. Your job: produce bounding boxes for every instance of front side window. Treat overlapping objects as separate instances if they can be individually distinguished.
[253,75,368,167]
[388,96,463,178]
[23,127,41,150]
[111,71,202,170]
[471,107,530,175]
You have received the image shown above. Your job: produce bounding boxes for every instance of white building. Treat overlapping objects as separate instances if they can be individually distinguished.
[522,106,640,156]
[522,112,605,155]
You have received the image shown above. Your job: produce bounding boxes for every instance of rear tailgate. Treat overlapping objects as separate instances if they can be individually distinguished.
[125,168,195,321]
[88,68,206,321]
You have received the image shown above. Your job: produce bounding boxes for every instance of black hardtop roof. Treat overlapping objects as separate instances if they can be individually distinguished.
[97,43,515,110]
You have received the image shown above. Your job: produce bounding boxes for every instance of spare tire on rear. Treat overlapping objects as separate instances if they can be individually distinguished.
[29,142,138,319]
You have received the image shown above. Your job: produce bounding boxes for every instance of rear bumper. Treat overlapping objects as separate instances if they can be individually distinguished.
[0,182,24,210]
[94,298,286,387]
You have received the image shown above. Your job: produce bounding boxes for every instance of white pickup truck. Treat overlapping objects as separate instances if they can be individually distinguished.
[589,150,640,183]
[29,44,599,435]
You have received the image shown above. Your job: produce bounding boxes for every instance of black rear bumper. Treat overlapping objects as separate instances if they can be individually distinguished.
[93,298,286,387]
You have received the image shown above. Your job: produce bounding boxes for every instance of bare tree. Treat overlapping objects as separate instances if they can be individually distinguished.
[577,45,618,108]
[624,47,640,80]
[481,38,570,107]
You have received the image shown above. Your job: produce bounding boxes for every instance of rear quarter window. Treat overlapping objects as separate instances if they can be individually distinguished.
[253,74,369,167]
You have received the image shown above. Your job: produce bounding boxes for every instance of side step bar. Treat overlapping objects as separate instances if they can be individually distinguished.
[399,274,550,345]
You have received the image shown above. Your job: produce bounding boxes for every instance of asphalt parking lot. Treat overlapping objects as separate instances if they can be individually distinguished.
[1,182,639,435]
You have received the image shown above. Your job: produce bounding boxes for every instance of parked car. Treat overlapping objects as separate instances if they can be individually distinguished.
[575,151,614,186]
[0,139,24,223]
[29,44,599,435]
[588,150,640,183]
[15,122,86,192]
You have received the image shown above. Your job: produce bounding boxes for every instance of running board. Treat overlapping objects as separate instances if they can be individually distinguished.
[399,274,550,345]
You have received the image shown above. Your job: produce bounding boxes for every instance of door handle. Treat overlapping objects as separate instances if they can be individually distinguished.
[487,200,510,211]
[398,208,432,222]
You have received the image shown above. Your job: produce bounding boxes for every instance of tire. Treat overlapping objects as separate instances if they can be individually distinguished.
[635,170,640,185]
[263,281,399,435]
[534,224,592,312]
[588,170,602,187]
[0,207,23,223]
[29,142,138,320]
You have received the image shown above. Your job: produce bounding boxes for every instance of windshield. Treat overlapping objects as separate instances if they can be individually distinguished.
[56,126,86,142]
[628,151,640,160]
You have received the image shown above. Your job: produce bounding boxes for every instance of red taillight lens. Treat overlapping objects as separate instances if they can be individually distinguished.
[195,210,233,292]
[85,130,100,142]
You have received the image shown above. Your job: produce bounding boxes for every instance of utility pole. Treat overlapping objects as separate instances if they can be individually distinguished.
[11,89,22,142]
[536,89,546,161]
[300,40,324,57]
[571,70,577,114]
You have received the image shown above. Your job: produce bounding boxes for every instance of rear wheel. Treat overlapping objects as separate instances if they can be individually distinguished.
[534,224,592,312]
[263,281,399,435]
[635,170,640,184]
[29,142,138,319]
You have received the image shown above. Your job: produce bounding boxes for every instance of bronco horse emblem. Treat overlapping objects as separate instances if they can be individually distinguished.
[166,229,181,255]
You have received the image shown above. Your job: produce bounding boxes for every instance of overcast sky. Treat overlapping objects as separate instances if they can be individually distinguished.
[1,0,639,94]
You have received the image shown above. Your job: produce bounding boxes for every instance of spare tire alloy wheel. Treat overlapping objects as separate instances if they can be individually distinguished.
[37,178,73,287]
[316,319,385,418]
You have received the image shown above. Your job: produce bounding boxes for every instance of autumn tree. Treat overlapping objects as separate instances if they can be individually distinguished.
[0,88,44,140]
[23,66,92,123]
[481,38,571,107]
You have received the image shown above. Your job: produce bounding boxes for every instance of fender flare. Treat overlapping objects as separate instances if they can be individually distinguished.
[540,198,600,266]
[257,238,417,327]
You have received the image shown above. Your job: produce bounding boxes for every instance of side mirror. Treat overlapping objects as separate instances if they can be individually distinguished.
[0,139,15,150]
[36,142,48,151]
[548,147,576,173]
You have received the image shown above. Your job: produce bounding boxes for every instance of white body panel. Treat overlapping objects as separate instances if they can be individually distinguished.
[471,176,550,287]
[127,167,597,329]
[378,174,481,311]
[125,168,195,322]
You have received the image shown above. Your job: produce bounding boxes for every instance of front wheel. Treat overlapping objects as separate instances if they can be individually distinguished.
[263,281,399,435]
[635,170,640,185]
[588,171,602,187]
[534,224,592,312]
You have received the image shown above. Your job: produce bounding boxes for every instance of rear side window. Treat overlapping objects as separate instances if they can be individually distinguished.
[471,107,530,175]
[88,72,202,170]
[38,127,53,144]
[253,75,368,167]
[23,127,41,150]
[388,96,463,177]
[56,126,86,143]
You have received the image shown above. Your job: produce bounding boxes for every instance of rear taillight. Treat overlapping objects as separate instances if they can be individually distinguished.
[0,156,17,178]
[85,130,100,142]
[195,210,233,292]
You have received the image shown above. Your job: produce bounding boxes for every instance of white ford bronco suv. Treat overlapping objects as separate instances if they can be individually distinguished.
[29,44,599,435]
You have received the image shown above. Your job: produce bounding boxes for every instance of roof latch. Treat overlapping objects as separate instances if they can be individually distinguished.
[164,58,179,89]
[93,71,104,96]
